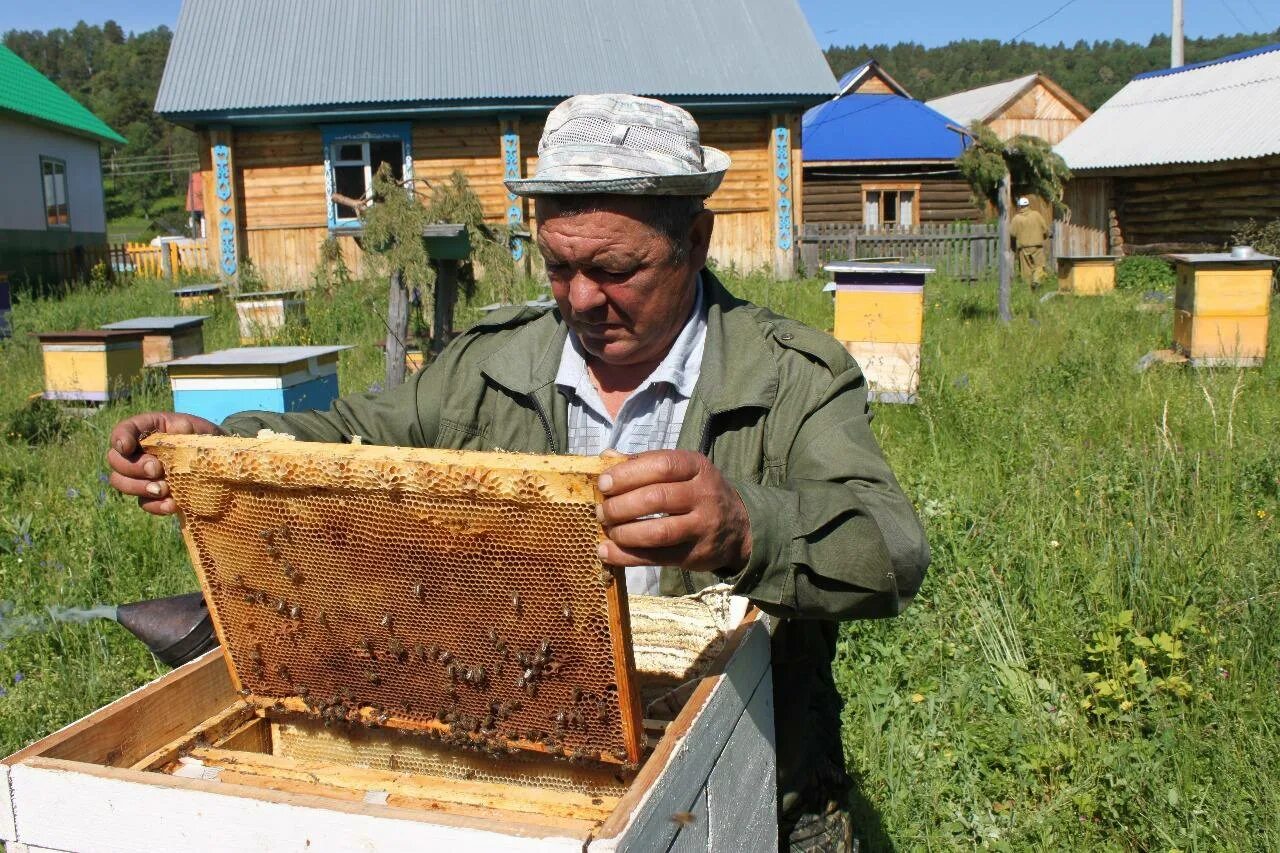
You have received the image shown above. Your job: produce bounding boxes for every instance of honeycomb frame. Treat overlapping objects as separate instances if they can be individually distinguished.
[143,434,644,765]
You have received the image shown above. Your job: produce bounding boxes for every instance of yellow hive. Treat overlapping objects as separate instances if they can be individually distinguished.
[37,329,146,403]
[1169,252,1276,366]
[1057,256,1116,296]
[142,434,644,766]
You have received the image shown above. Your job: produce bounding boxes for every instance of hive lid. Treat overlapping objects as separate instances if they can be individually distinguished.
[1057,255,1118,262]
[1165,251,1280,264]
[164,346,351,372]
[172,284,222,295]
[142,434,644,766]
[36,329,148,343]
[101,316,209,332]
[824,260,936,275]
[232,289,305,300]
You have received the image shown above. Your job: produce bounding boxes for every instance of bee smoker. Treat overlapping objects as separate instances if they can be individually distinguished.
[114,592,220,667]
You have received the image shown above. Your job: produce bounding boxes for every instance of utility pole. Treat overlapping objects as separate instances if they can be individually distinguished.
[1172,0,1185,68]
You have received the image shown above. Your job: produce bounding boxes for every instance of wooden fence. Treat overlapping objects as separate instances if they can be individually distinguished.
[800,222,999,280]
[37,241,213,284]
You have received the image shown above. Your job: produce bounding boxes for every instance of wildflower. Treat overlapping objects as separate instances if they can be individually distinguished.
[368,381,384,394]
[1257,509,1268,519]
[13,672,23,684]
[1050,540,1060,549]
[98,473,109,483]
[1119,700,1133,711]
[66,488,79,499]
[1218,667,1230,680]
[911,692,925,703]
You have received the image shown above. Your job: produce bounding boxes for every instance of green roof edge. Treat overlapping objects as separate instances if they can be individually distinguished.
[0,45,127,145]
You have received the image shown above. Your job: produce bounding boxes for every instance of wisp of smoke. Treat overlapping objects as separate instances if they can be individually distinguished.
[0,602,119,641]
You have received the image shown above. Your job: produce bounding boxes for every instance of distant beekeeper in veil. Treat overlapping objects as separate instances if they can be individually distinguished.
[105,93,930,852]
[1010,195,1050,285]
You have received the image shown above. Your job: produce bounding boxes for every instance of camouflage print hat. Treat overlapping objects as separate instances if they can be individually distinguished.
[505,94,731,197]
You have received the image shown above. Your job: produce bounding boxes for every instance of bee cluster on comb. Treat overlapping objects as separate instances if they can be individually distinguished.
[144,434,643,766]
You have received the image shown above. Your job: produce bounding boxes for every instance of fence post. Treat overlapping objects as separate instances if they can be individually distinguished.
[160,244,173,279]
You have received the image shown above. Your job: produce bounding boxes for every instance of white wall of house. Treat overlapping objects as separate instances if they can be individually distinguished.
[0,114,107,234]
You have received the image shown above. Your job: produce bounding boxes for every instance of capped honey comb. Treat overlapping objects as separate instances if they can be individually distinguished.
[142,434,643,765]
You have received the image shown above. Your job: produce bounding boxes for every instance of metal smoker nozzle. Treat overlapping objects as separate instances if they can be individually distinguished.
[114,592,220,667]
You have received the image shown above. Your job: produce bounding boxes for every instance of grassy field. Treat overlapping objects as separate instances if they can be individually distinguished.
[0,270,1276,849]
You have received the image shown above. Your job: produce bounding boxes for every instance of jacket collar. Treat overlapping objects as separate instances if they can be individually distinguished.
[478,270,779,446]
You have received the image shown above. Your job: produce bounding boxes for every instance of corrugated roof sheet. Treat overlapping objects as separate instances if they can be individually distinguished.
[925,74,1037,127]
[1056,43,1280,170]
[156,0,837,117]
[0,45,126,144]
[803,94,968,162]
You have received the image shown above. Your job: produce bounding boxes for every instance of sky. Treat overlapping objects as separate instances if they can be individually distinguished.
[0,0,1276,48]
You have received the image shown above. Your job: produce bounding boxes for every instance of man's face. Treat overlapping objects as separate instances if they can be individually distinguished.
[535,197,712,368]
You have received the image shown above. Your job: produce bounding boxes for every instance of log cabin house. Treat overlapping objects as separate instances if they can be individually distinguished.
[1055,44,1280,255]
[802,61,980,228]
[155,0,837,285]
[926,73,1090,146]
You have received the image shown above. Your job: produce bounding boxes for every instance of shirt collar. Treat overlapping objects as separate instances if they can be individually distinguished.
[555,274,707,400]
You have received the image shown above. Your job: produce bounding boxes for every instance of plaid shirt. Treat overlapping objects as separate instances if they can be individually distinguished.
[555,281,707,595]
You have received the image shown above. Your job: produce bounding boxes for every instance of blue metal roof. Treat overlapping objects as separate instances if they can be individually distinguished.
[802,94,968,162]
[1133,42,1280,80]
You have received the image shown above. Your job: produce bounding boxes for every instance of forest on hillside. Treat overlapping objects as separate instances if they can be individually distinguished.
[5,21,1280,237]
[825,30,1280,108]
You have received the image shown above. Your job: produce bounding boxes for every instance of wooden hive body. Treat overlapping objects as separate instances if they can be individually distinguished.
[166,347,348,425]
[172,284,223,310]
[825,261,931,404]
[100,316,208,366]
[0,606,773,850]
[1056,256,1116,296]
[232,290,306,343]
[36,329,146,403]
[1169,254,1275,366]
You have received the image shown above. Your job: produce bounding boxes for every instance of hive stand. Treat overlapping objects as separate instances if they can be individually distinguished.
[1057,255,1116,296]
[824,260,932,404]
[172,283,223,310]
[100,316,209,366]
[1167,252,1276,366]
[35,329,146,404]
[165,346,350,424]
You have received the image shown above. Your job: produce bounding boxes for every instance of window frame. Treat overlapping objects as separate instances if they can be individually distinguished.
[40,156,71,230]
[861,182,921,230]
[321,123,413,230]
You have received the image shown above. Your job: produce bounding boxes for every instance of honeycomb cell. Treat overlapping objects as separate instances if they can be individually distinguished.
[144,434,642,765]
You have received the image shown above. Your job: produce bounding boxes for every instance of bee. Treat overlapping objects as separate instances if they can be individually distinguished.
[316,609,329,628]
[387,638,406,660]
[597,568,614,586]
[380,614,394,630]
[242,592,255,604]
[511,592,522,615]
[670,811,697,827]
[376,711,391,726]
[275,664,291,680]
[257,530,275,543]
[414,642,427,662]
[463,769,476,780]
[561,604,573,622]
[248,645,263,664]
[438,650,453,665]
[273,598,287,614]
[486,627,498,646]
[359,638,373,654]
[237,687,251,697]
[539,640,552,658]
[271,700,285,713]
[570,687,582,702]
[364,670,381,685]
[296,686,309,697]
[410,583,425,601]
[288,604,303,620]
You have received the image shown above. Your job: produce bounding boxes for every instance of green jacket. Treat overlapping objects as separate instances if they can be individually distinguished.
[224,271,930,815]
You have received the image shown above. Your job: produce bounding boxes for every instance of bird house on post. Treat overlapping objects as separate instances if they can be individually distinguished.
[1056,256,1116,295]
[1167,250,1276,366]
[165,346,350,425]
[825,260,931,403]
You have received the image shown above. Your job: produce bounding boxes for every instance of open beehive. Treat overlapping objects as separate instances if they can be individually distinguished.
[142,434,645,766]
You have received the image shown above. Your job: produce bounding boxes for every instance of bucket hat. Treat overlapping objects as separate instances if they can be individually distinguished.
[505,94,730,197]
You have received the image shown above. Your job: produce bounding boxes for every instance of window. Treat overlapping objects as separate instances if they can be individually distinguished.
[323,124,413,228]
[41,157,70,228]
[862,183,919,230]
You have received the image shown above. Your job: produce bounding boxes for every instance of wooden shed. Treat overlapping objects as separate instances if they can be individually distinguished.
[926,73,1091,145]
[802,61,980,227]
[155,0,837,285]
[1056,44,1280,256]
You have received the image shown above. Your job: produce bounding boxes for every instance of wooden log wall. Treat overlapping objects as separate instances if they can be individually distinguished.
[1056,177,1111,257]
[1107,155,1280,254]
[802,166,981,225]
[200,113,792,285]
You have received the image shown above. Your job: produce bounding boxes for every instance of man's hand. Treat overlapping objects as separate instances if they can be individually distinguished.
[106,412,226,515]
[596,450,752,573]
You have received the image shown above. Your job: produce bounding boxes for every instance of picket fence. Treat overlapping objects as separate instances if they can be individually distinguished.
[44,241,213,283]
[800,222,998,280]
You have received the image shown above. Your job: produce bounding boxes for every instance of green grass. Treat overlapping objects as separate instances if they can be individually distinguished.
[0,272,1277,849]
